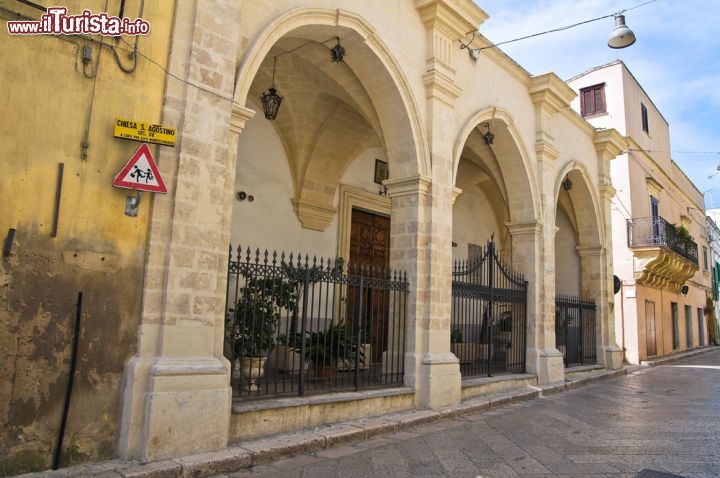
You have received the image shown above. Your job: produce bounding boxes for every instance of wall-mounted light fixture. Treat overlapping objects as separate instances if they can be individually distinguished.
[562,175,573,191]
[483,123,494,145]
[681,284,689,296]
[236,191,254,202]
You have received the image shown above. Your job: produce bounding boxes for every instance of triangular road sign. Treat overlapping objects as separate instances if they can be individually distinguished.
[112,143,167,193]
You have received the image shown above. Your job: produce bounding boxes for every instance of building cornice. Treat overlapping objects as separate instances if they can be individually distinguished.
[529,73,577,114]
[593,128,626,158]
[230,106,256,134]
[415,0,488,37]
[384,175,432,198]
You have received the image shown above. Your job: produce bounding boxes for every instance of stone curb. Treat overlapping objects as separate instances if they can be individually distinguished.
[15,367,629,478]
[639,345,717,366]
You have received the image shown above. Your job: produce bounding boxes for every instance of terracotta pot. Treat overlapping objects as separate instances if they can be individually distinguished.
[239,356,267,391]
[313,364,337,379]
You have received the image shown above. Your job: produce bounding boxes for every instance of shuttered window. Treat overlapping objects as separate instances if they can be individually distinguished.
[580,83,606,117]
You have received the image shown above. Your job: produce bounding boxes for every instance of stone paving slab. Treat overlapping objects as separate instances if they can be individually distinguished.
[18,350,720,478]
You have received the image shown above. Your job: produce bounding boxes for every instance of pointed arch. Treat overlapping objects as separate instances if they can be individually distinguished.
[453,107,540,223]
[233,7,429,179]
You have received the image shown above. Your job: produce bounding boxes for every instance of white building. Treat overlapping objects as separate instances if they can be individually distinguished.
[568,60,711,364]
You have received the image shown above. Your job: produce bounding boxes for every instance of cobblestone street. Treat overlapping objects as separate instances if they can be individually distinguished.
[220,350,720,478]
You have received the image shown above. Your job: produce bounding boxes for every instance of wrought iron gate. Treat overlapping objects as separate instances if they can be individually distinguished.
[451,240,527,377]
[555,295,597,367]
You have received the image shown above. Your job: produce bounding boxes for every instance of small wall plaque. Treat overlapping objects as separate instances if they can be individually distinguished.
[374,159,388,185]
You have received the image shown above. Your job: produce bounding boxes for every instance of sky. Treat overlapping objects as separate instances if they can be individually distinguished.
[475,0,720,208]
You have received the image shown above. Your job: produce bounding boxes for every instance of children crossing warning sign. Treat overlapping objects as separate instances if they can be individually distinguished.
[112,143,167,193]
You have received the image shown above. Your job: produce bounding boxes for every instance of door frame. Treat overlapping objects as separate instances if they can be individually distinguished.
[644,299,656,357]
[337,185,391,262]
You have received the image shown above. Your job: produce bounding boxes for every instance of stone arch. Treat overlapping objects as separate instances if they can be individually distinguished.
[453,107,540,223]
[553,161,603,249]
[233,7,429,181]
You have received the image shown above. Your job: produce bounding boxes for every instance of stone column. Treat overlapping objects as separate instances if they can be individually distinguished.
[118,1,246,461]
[524,74,577,383]
[506,220,563,383]
[593,129,627,369]
[396,0,488,408]
[385,174,463,408]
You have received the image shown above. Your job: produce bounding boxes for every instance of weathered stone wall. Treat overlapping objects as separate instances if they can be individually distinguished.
[0,1,174,474]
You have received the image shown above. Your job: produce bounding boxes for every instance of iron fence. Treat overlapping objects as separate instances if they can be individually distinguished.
[451,240,527,378]
[555,294,597,367]
[225,246,408,399]
[627,216,698,265]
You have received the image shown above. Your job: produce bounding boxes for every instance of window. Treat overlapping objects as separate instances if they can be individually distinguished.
[650,196,659,242]
[580,83,606,117]
[641,102,649,133]
[703,246,708,271]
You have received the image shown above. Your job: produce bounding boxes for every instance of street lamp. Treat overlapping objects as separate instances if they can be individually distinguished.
[608,14,636,49]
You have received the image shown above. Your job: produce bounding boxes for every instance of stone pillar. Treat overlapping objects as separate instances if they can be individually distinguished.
[396,0,488,408]
[525,74,577,383]
[594,129,627,369]
[118,1,246,461]
[385,175,462,408]
[507,220,563,383]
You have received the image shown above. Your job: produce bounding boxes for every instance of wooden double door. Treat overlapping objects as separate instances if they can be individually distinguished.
[348,208,390,363]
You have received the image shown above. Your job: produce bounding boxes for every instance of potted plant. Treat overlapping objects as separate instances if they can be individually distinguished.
[451,326,478,364]
[230,277,298,390]
[271,333,308,373]
[301,323,360,379]
[672,224,695,249]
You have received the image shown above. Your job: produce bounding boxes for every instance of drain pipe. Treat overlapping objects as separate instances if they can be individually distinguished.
[619,282,627,362]
[53,292,83,470]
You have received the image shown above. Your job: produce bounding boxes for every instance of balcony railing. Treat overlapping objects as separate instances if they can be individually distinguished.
[627,216,699,266]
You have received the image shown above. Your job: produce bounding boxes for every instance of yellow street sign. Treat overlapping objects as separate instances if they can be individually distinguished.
[114,118,176,147]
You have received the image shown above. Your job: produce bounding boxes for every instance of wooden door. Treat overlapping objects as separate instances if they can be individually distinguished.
[348,208,390,362]
[645,300,656,357]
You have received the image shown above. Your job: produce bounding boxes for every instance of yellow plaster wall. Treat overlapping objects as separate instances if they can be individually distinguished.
[0,1,173,474]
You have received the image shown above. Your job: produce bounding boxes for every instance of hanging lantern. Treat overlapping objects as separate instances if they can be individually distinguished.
[483,123,494,145]
[261,58,283,120]
[562,175,573,191]
[261,87,283,120]
[330,37,345,63]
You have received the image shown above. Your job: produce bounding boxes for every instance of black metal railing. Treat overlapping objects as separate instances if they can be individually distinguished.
[225,246,408,399]
[627,216,699,265]
[555,294,597,367]
[451,240,527,378]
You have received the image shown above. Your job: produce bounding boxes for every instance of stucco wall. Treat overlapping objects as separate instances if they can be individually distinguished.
[568,60,710,363]
[555,207,581,296]
[230,100,387,259]
[0,1,173,474]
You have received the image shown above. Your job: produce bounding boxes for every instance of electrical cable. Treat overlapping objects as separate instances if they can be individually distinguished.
[462,0,658,52]
[118,37,240,106]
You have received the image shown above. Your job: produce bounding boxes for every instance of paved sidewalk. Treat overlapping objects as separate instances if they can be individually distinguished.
[214,348,720,478]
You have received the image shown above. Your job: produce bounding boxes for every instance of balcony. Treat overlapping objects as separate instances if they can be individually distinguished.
[626,217,699,291]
